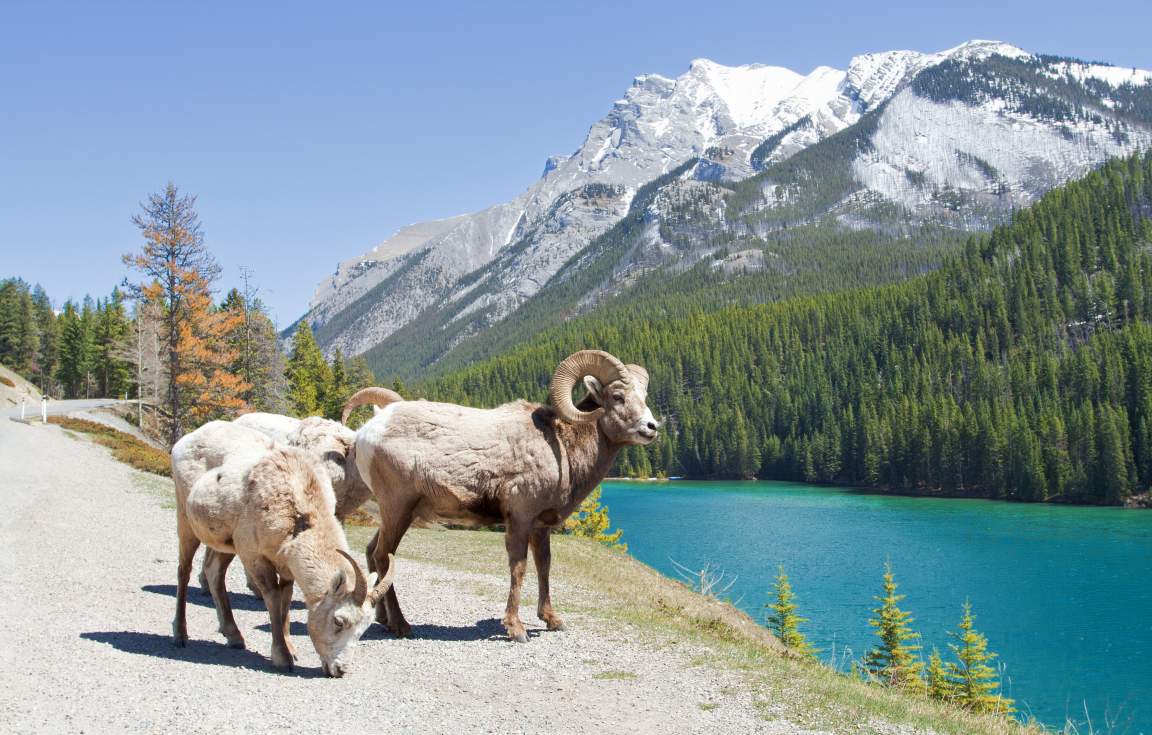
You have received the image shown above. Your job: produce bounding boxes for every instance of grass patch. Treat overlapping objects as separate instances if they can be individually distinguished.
[698,702,719,711]
[344,525,1039,735]
[48,417,170,476]
[593,670,638,681]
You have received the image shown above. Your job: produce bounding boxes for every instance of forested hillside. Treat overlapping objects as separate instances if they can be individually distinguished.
[420,151,1152,504]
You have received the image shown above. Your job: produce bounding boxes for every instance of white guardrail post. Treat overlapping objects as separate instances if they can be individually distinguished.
[21,398,26,420]
[41,396,48,423]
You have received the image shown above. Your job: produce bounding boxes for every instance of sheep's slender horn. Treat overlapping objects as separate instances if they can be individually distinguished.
[549,350,629,424]
[366,553,397,608]
[342,387,404,424]
[336,548,368,605]
[625,364,649,392]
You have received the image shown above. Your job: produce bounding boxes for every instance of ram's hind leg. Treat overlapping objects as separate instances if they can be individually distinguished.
[503,517,531,643]
[371,500,415,637]
[173,516,201,647]
[530,527,565,632]
[204,550,245,649]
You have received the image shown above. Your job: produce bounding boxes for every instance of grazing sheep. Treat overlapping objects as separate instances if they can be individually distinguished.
[344,350,657,642]
[172,423,395,676]
[199,415,376,596]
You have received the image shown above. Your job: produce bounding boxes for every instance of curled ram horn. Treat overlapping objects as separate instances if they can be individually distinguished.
[335,548,368,605]
[549,350,629,424]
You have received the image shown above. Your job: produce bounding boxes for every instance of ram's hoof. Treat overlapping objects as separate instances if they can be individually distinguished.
[173,636,187,648]
[547,620,567,632]
[511,632,529,643]
[226,638,246,650]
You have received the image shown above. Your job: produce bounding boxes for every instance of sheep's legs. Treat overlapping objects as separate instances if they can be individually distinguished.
[276,576,296,661]
[365,529,380,574]
[172,517,200,647]
[503,518,531,643]
[530,527,565,631]
[249,559,293,672]
[204,550,245,649]
[197,549,214,597]
[370,500,415,637]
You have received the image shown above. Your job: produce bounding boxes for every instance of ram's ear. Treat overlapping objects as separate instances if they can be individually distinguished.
[582,376,604,405]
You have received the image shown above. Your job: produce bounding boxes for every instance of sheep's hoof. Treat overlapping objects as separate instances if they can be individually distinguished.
[546,619,567,632]
[226,637,246,650]
[173,635,187,648]
[511,632,529,644]
[387,618,412,639]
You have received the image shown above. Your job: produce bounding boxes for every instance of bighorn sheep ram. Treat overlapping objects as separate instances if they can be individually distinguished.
[343,349,658,642]
[171,421,395,676]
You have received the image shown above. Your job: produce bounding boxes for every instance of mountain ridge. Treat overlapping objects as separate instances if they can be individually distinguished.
[296,41,1152,374]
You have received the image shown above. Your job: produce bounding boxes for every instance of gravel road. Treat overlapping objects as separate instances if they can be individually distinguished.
[0,418,817,734]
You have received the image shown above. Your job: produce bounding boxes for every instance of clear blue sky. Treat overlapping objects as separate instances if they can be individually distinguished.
[2,0,1148,324]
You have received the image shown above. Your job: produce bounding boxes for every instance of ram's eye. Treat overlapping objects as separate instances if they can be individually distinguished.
[333,615,346,630]
[612,393,625,403]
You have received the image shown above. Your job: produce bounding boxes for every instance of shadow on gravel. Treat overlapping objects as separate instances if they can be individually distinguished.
[361,618,540,643]
[80,631,326,677]
[142,584,306,611]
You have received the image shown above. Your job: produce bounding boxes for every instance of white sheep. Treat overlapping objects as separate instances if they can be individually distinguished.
[171,421,394,676]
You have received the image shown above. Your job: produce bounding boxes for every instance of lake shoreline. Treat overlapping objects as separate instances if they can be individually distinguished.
[605,476,1152,509]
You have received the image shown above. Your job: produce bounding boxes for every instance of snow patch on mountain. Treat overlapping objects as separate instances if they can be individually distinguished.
[854,87,1151,216]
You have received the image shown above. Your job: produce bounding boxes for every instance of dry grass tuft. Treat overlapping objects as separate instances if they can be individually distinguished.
[49,417,170,476]
[0,375,15,387]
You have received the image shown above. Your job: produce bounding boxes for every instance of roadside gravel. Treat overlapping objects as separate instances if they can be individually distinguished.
[0,418,820,734]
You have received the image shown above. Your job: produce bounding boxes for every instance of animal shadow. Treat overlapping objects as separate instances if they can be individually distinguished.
[79,631,324,677]
[363,617,539,643]
[142,583,306,611]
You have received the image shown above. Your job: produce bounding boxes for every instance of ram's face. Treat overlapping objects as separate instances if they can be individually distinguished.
[584,370,659,446]
[307,584,373,678]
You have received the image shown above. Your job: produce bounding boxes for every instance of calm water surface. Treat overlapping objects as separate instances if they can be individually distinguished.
[601,480,1152,734]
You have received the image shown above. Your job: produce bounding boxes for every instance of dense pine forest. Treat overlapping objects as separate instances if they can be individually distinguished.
[420,151,1152,505]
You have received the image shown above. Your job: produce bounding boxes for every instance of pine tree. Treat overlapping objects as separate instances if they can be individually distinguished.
[55,301,91,398]
[30,284,58,394]
[123,183,248,444]
[765,566,818,660]
[926,648,954,701]
[93,288,133,398]
[561,486,626,550]
[285,321,330,417]
[0,278,38,376]
[947,601,1015,714]
[324,348,349,420]
[863,562,925,691]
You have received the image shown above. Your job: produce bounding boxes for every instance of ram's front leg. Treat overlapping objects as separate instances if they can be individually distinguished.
[530,526,565,631]
[502,517,531,643]
[248,558,293,672]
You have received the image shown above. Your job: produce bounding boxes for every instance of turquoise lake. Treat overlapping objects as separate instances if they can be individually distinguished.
[600,480,1152,734]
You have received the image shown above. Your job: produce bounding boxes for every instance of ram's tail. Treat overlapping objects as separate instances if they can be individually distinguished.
[342,387,404,425]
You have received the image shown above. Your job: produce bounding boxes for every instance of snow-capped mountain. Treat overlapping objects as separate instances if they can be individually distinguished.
[300,40,1152,367]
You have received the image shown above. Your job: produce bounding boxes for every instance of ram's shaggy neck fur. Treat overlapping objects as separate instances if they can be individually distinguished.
[535,405,621,514]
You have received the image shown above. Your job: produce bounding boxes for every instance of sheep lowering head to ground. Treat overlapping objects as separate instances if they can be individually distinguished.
[344,349,657,643]
[171,424,395,676]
